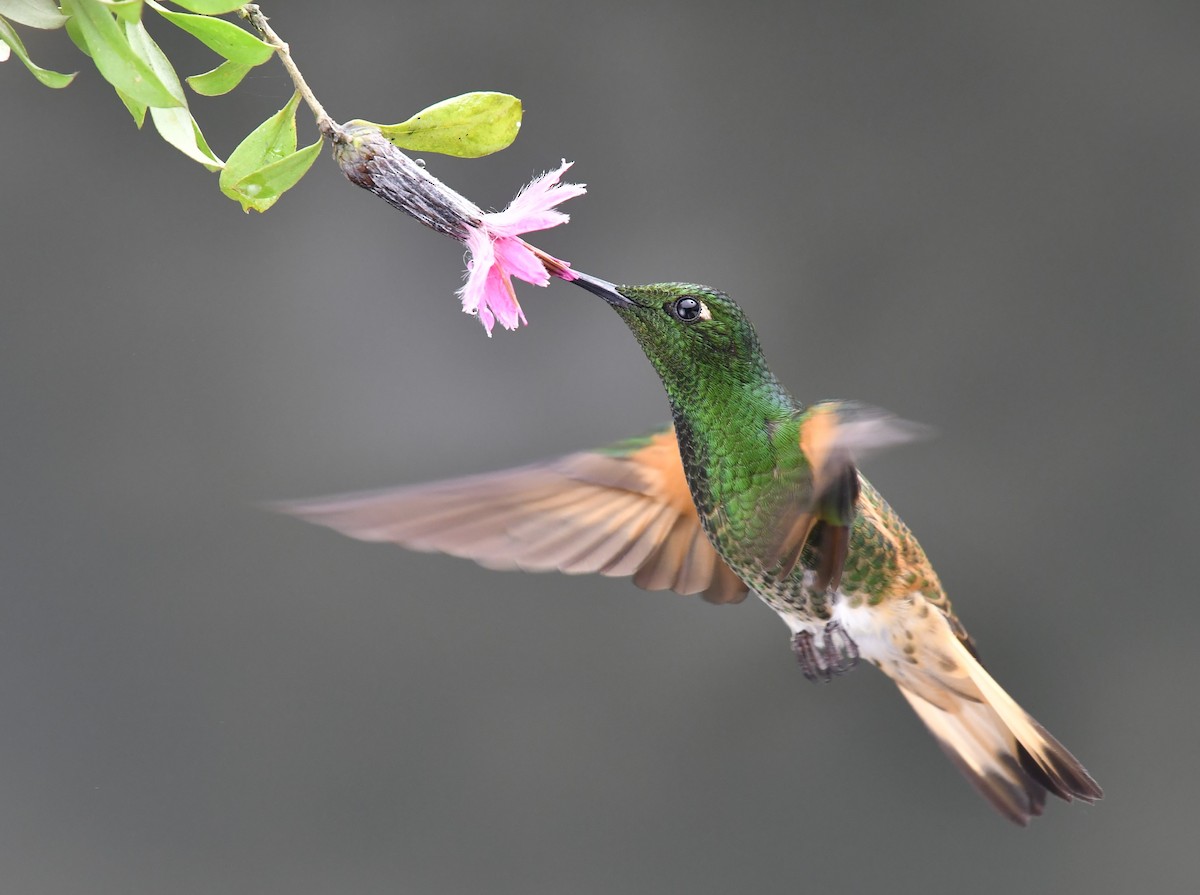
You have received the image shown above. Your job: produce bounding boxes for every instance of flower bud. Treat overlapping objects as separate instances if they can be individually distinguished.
[334,125,482,240]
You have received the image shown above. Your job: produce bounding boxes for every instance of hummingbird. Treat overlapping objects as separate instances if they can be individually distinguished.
[279,275,1102,825]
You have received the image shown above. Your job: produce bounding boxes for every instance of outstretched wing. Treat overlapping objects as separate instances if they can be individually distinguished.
[273,427,750,605]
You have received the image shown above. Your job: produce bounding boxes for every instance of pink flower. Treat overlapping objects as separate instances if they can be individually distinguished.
[336,129,585,334]
[458,161,585,335]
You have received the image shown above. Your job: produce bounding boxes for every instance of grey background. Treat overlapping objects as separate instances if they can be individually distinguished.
[2,2,1196,893]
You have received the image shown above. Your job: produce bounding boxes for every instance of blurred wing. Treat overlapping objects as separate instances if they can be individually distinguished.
[273,427,750,605]
[772,402,928,588]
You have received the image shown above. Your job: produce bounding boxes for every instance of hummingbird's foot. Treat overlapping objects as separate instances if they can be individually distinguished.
[792,620,860,683]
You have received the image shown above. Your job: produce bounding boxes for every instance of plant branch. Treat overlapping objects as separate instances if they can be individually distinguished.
[243,4,340,139]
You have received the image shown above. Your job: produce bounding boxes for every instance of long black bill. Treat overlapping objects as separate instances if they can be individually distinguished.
[570,270,635,307]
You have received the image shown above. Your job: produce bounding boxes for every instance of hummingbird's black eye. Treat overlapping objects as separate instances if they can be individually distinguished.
[671,296,704,322]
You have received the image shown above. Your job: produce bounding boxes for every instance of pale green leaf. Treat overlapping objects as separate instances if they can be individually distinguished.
[122,16,183,102]
[115,86,147,126]
[148,0,271,64]
[355,91,523,159]
[0,0,69,29]
[168,0,245,13]
[70,16,142,123]
[225,138,322,212]
[0,36,9,61]
[149,104,223,169]
[64,13,90,54]
[220,90,301,195]
[96,0,142,24]
[0,15,76,86]
[185,57,249,95]
[61,0,178,106]
[124,19,222,167]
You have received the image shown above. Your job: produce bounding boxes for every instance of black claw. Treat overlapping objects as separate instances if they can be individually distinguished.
[792,630,822,682]
[792,621,859,684]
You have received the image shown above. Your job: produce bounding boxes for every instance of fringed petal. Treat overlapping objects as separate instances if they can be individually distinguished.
[484,160,587,236]
[453,161,584,333]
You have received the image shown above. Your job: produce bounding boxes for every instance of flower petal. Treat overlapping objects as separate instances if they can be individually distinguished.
[457,228,495,325]
[452,162,585,333]
[484,160,586,236]
[529,245,577,281]
[493,236,550,288]
[456,227,530,334]
[484,264,527,331]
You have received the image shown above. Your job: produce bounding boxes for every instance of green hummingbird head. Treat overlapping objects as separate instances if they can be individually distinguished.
[571,273,776,403]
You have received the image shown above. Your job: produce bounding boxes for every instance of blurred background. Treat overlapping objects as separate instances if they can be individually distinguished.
[2,2,1197,893]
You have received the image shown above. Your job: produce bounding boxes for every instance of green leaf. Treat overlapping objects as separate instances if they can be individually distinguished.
[64,13,90,54]
[168,0,245,13]
[355,91,523,159]
[224,138,322,212]
[0,15,76,86]
[149,104,222,169]
[220,90,301,195]
[67,10,141,125]
[61,0,179,107]
[220,93,324,211]
[148,0,271,64]
[121,16,182,101]
[124,19,222,168]
[97,0,142,24]
[0,0,69,29]
[185,57,249,95]
[115,86,147,126]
